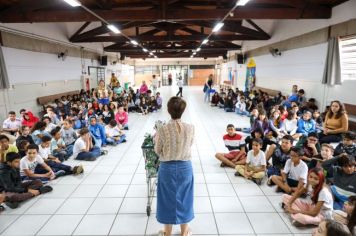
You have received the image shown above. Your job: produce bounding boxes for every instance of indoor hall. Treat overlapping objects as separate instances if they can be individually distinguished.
[0,0,355,236]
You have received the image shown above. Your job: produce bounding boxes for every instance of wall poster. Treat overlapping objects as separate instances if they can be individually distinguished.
[245,58,256,92]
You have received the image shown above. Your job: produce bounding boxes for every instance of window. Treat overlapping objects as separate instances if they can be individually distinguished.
[339,35,356,80]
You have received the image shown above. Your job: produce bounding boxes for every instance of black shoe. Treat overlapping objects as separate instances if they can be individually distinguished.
[276,187,284,193]
[54,170,66,178]
[39,185,53,194]
[234,171,241,177]
[253,178,262,185]
[220,162,227,168]
[5,201,19,209]
[280,202,286,210]
[121,139,127,143]
[124,127,129,130]
[100,150,108,155]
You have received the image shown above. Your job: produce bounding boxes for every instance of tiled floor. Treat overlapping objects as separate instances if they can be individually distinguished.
[0,86,315,236]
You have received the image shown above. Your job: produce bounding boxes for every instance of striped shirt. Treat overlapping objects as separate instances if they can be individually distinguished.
[223,133,245,151]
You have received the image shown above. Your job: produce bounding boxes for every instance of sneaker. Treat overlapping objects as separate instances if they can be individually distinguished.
[121,139,127,143]
[73,165,84,175]
[54,170,66,178]
[280,202,286,210]
[220,162,226,168]
[267,176,273,186]
[100,150,108,155]
[253,178,262,185]
[39,185,53,194]
[234,171,241,177]
[124,127,129,130]
[5,201,19,209]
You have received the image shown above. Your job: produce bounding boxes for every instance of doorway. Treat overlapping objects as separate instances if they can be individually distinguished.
[162,65,188,86]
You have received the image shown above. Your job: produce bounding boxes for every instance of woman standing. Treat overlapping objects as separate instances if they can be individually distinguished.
[204,74,214,103]
[320,101,348,144]
[154,97,195,236]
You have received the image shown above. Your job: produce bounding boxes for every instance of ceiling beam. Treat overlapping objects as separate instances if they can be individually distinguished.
[105,44,241,52]
[71,34,269,43]
[0,7,331,23]
[123,52,225,58]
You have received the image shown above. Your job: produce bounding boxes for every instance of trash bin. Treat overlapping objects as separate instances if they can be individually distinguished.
[124,82,129,90]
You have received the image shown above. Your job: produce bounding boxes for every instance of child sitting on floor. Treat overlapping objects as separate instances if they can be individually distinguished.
[334,131,355,157]
[270,147,308,194]
[73,127,103,161]
[50,127,72,161]
[215,124,246,168]
[37,136,83,177]
[235,138,266,185]
[0,152,53,209]
[282,167,333,227]
[20,144,55,182]
[105,120,127,145]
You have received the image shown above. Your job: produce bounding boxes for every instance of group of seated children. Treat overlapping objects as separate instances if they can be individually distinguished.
[0,80,142,212]
[214,121,355,234]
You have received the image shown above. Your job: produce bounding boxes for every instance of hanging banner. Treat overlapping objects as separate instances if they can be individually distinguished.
[245,58,256,91]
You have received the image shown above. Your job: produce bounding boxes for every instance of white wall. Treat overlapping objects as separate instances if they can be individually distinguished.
[0,47,103,122]
[250,43,356,109]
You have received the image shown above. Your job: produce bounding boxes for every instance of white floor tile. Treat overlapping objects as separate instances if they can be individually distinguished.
[2,215,51,235]
[87,198,123,214]
[42,184,77,198]
[210,197,244,213]
[99,184,129,197]
[239,196,275,212]
[189,213,218,234]
[247,213,291,234]
[56,198,94,214]
[81,174,110,185]
[25,198,65,214]
[109,214,148,235]
[194,184,209,197]
[215,213,254,234]
[233,183,264,196]
[205,173,230,183]
[71,185,103,198]
[37,215,83,235]
[126,184,147,197]
[106,174,134,185]
[194,197,213,213]
[207,183,236,197]
[0,215,19,234]
[119,197,148,214]
[73,214,116,235]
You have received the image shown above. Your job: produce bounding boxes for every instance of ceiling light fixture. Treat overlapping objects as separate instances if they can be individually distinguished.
[107,24,121,34]
[236,0,250,6]
[193,52,197,55]
[197,48,201,52]
[212,22,224,32]
[149,52,153,56]
[202,39,209,44]
[63,0,81,7]
[131,40,138,45]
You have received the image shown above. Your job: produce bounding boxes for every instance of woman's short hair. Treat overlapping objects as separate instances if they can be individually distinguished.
[167,97,186,119]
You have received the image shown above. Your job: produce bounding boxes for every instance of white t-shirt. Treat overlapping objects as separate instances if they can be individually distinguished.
[177,80,183,88]
[73,138,86,158]
[246,150,266,167]
[2,118,22,130]
[20,155,45,176]
[283,159,308,183]
[105,125,121,137]
[38,145,50,160]
[305,186,334,219]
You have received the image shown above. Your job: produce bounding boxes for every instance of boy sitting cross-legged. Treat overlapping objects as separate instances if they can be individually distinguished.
[235,138,266,185]
[215,124,246,168]
[270,147,308,194]
[20,144,56,182]
[0,152,52,209]
[37,136,83,177]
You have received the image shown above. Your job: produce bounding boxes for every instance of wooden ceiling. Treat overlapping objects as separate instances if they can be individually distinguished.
[0,0,349,58]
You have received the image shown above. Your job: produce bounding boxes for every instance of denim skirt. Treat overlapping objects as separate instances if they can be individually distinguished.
[156,160,194,225]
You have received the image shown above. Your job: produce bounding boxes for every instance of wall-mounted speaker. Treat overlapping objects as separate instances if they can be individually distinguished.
[100,56,108,66]
[237,54,244,64]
